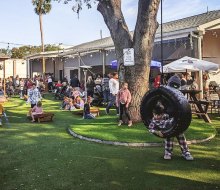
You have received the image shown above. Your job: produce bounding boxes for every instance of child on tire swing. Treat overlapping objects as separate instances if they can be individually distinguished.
[149,102,174,138]
[162,74,193,161]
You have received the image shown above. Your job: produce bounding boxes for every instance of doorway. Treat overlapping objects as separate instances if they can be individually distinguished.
[70,70,78,79]
[59,70,63,81]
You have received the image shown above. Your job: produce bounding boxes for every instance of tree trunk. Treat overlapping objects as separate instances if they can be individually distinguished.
[39,13,45,74]
[98,0,160,122]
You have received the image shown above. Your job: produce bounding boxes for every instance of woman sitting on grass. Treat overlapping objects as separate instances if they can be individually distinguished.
[74,96,84,109]
[30,101,43,122]
[83,96,95,119]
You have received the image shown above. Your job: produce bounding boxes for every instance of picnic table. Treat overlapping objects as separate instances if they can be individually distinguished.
[180,89,212,123]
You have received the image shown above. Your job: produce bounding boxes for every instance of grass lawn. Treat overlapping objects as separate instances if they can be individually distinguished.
[71,109,216,143]
[0,94,219,190]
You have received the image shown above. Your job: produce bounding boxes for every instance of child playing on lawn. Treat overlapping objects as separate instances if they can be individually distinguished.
[116,82,132,127]
[83,96,95,119]
[31,101,43,122]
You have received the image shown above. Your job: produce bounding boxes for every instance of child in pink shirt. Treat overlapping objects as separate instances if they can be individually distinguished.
[116,82,132,127]
[31,101,43,122]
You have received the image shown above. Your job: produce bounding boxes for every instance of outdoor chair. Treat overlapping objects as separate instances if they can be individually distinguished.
[209,93,220,114]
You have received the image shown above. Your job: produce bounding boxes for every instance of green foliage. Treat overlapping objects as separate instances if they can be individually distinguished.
[44,44,61,51]
[54,0,95,14]
[0,48,8,55]
[11,48,24,59]
[10,45,61,59]
[32,0,52,15]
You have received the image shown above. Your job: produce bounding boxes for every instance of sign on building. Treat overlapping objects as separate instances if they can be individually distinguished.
[123,48,135,66]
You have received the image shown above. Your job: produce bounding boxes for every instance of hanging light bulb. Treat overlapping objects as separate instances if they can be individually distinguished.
[90,54,93,57]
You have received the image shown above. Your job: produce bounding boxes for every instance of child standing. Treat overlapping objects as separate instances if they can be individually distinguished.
[116,82,132,127]
[31,101,43,122]
[83,96,95,119]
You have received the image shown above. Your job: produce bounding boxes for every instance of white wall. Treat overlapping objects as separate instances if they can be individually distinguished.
[5,59,13,77]
[14,59,27,78]
[0,59,27,78]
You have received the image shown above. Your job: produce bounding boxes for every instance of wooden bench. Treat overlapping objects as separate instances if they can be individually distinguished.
[34,113,54,123]
[73,107,100,117]
[189,100,212,123]
[27,112,54,123]
[90,107,100,117]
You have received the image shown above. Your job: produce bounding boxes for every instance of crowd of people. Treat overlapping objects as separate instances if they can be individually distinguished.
[51,72,133,126]
[1,72,200,161]
[151,72,200,90]
[0,75,45,99]
[0,73,131,125]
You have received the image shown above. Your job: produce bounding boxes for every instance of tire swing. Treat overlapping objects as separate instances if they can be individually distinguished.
[140,86,192,138]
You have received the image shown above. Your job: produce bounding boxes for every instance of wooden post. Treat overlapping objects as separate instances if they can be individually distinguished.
[78,53,81,81]
[198,35,203,99]
[3,60,6,96]
[42,57,46,75]
[102,50,106,76]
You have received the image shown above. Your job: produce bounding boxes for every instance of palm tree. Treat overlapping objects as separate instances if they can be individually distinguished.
[32,0,51,75]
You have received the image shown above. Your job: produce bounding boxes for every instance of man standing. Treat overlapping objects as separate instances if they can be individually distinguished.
[106,72,119,114]
[47,75,53,92]
[70,75,80,89]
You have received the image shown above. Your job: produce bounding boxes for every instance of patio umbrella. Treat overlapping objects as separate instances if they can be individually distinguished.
[151,60,161,68]
[162,56,219,73]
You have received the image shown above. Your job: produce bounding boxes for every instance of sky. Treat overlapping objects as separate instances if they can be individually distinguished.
[0,0,220,49]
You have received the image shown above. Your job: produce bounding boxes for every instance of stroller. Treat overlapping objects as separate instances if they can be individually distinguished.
[92,85,104,106]
[54,85,68,100]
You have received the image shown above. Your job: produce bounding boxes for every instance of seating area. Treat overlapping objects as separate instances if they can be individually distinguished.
[209,93,220,114]
[73,107,100,117]
[27,112,54,123]
[33,113,54,123]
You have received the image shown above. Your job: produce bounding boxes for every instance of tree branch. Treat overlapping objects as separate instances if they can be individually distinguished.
[133,0,160,63]
[97,0,133,51]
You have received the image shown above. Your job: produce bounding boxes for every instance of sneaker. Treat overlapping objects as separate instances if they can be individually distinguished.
[118,120,123,126]
[182,152,194,161]
[164,154,172,160]
[128,121,132,127]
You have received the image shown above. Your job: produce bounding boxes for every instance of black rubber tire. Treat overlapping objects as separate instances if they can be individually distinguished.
[140,86,192,138]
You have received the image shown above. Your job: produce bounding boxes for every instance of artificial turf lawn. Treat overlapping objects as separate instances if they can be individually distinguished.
[0,95,219,190]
